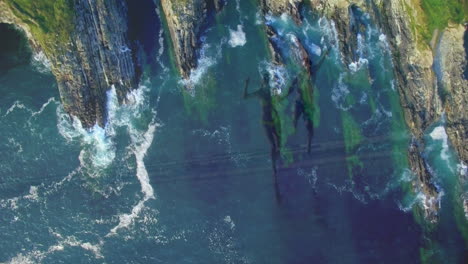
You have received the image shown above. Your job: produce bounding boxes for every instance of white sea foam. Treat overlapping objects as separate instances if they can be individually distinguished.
[318,17,339,54]
[4,235,103,263]
[4,101,28,117]
[228,25,247,48]
[224,215,235,230]
[31,51,51,73]
[309,42,322,57]
[31,97,57,118]
[103,84,158,236]
[258,61,289,95]
[180,38,225,90]
[348,58,369,73]
[108,121,157,235]
[7,138,23,153]
[58,113,116,172]
[429,126,450,163]
[56,81,159,235]
[331,73,351,110]
[458,162,468,177]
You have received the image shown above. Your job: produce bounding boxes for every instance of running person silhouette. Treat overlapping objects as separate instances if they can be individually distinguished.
[293,48,330,153]
[244,73,296,202]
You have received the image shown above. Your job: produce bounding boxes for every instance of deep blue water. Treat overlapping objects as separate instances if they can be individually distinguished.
[0,1,467,263]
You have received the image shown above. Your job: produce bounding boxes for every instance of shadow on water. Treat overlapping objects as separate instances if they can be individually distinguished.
[125,0,160,77]
[0,23,32,74]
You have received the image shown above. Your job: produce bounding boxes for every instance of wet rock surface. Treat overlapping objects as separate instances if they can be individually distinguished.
[1,0,139,128]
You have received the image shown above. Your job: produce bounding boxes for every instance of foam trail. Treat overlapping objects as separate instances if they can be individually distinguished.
[31,97,57,117]
[331,73,351,110]
[108,121,157,236]
[4,101,30,117]
[180,38,225,90]
[4,234,103,263]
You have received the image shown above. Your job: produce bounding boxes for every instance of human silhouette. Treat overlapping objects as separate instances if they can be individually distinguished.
[294,48,330,153]
[244,73,295,203]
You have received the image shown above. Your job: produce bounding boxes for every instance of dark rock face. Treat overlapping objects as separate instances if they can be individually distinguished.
[160,0,219,79]
[435,25,468,173]
[58,0,138,128]
[0,0,139,128]
[308,0,443,220]
[260,0,303,25]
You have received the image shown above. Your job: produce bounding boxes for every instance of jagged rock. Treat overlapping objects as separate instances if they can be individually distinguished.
[260,0,303,25]
[435,25,468,166]
[160,0,206,79]
[1,0,139,128]
[309,0,443,221]
[309,0,362,65]
[160,0,224,79]
[265,26,284,65]
[377,0,442,135]
[408,138,441,222]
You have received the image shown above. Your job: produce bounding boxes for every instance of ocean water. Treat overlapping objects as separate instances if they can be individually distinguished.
[0,2,467,263]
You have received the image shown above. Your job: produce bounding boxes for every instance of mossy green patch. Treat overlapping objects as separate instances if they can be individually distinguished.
[4,0,75,56]
[346,155,364,178]
[182,74,217,124]
[420,0,467,37]
[341,111,364,179]
[406,0,468,45]
[297,70,320,127]
[341,111,363,153]
[272,92,295,165]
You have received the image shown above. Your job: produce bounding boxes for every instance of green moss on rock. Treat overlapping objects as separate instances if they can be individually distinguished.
[4,0,75,56]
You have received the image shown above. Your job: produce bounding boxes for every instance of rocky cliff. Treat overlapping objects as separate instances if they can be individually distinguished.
[307,0,467,222]
[1,0,139,128]
[159,0,224,79]
[436,25,468,166]
[1,0,466,222]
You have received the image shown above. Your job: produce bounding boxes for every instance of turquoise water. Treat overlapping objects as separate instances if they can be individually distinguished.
[0,2,467,263]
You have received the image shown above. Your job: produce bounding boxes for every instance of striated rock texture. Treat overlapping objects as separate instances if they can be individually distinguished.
[160,0,223,79]
[435,25,468,167]
[309,0,445,221]
[260,0,307,67]
[436,25,468,218]
[375,0,443,221]
[260,0,303,24]
[310,0,364,65]
[1,0,139,128]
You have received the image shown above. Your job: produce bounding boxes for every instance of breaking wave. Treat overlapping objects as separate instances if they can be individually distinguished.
[228,25,247,48]
[180,37,226,91]
[258,61,289,95]
[56,82,159,235]
[31,51,52,74]
[429,125,451,164]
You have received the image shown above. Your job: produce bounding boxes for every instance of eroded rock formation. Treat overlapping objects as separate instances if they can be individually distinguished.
[1,0,139,128]
[159,0,224,79]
